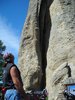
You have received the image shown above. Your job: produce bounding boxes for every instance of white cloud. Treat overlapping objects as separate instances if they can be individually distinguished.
[0,16,20,64]
[0,16,19,53]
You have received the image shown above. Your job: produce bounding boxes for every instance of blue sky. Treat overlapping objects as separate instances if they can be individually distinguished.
[0,0,29,65]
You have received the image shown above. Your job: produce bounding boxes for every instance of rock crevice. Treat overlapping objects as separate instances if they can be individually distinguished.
[19,0,75,99]
[39,0,52,89]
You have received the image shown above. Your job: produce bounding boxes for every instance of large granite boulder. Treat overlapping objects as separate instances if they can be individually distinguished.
[18,0,75,99]
[46,0,75,99]
[18,0,42,90]
[18,0,52,91]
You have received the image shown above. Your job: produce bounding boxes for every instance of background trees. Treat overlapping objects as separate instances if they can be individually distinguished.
[0,40,6,77]
[0,40,6,54]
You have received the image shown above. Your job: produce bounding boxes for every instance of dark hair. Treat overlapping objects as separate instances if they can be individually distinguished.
[3,53,14,63]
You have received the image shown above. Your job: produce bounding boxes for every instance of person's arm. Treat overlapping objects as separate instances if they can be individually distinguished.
[10,66,26,99]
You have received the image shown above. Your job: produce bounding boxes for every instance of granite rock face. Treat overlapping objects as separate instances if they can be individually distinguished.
[18,0,51,90]
[46,0,75,99]
[18,0,42,90]
[18,0,75,99]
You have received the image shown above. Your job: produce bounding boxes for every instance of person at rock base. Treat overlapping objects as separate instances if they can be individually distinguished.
[2,53,26,100]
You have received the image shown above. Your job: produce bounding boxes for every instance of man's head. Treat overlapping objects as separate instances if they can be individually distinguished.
[3,53,14,63]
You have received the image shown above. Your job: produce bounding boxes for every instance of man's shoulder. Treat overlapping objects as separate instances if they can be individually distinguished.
[7,63,16,67]
[6,63,17,71]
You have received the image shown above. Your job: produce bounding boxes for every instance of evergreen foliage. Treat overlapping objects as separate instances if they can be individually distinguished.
[0,40,6,76]
[0,40,6,54]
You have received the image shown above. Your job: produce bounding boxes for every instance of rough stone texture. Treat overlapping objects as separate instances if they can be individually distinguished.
[18,0,42,90]
[18,0,51,90]
[18,0,75,99]
[46,0,75,99]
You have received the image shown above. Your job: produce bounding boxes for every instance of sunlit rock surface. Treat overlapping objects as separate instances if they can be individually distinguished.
[18,0,75,99]
[47,0,75,99]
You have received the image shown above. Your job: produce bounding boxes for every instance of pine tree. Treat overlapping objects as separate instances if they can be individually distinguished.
[0,40,6,54]
[0,40,6,77]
